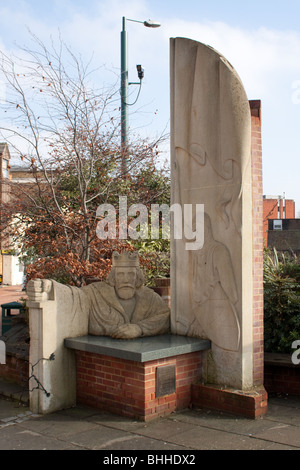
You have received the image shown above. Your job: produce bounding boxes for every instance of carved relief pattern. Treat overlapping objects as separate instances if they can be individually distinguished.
[171,38,252,356]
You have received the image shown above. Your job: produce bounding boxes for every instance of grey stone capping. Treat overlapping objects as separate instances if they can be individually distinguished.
[64,334,211,363]
[264,352,298,368]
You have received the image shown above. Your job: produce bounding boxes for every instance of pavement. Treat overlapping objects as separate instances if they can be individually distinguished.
[0,380,300,452]
[0,285,299,454]
[0,284,26,305]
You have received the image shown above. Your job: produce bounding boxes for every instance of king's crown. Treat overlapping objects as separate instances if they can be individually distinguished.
[112,251,139,267]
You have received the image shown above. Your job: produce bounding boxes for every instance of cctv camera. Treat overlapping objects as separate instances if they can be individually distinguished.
[136,65,144,80]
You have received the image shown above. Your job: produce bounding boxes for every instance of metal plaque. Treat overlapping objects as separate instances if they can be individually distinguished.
[155,365,176,398]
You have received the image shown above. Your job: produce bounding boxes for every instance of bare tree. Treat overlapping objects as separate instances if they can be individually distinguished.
[0,33,170,285]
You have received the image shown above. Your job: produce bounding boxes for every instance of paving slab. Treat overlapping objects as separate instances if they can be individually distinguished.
[16,412,101,439]
[253,424,300,448]
[266,401,300,426]
[61,424,135,450]
[0,423,82,450]
[0,396,29,422]
[67,407,147,433]
[135,418,199,442]
[166,408,286,438]
[138,421,292,450]
[97,435,188,451]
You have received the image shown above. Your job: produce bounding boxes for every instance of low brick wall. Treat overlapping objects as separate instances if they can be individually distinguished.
[0,322,29,389]
[264,353,300,396]
[75,349,202,421]
[0,354,28,388]
[191,383,268,419]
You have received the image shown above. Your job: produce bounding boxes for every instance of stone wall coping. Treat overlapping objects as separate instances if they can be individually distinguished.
[264,352,297,368]
[64,334,211,363]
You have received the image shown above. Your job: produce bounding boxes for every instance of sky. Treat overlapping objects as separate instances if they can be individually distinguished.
[0,0,300,214]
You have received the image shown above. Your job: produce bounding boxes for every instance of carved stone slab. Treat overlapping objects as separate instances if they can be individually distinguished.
[170,38,254,389]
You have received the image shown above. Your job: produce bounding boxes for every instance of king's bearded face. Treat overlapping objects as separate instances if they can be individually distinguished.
[114,267,137,300]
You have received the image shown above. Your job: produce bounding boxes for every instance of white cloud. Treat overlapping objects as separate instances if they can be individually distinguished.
[161,19,300,98]
[1,2,300,208]
[157,19,300,210]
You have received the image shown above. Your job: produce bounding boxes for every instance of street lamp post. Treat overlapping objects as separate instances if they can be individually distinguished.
[120,16,161,176]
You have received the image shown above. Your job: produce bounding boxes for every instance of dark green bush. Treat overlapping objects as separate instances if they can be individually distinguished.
[264,248,300,353]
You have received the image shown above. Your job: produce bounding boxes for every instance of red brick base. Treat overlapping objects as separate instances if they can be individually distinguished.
[191,383,268,419]
[75,350,202,421]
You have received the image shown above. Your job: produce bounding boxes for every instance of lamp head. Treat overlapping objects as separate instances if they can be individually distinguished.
[143,20,161,28]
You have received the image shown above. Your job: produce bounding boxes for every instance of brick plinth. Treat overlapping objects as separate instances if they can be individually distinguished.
[75,350,202,421]
[191,383,268,419]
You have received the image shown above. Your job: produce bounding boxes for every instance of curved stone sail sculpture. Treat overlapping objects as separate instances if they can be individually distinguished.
[170,38,253,389]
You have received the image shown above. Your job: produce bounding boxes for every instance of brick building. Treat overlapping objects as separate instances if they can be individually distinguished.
[0,145,28,285]
[263,195,295,246]
[0,143,11,280]
[267,218,300,255]
[0,143,11,208]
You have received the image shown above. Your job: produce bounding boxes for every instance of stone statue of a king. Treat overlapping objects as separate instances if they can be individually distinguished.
[27,251,170,339]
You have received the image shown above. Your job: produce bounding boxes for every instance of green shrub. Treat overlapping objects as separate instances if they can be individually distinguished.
[131,239,170,286]
[264,248,300,353]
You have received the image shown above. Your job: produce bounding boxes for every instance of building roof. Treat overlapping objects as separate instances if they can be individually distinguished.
[9,165,31,172]
[0,143,10,159]
[263,194,295,201]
